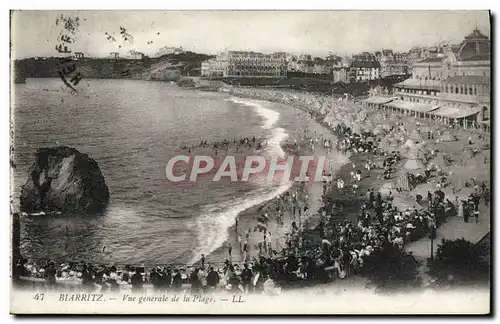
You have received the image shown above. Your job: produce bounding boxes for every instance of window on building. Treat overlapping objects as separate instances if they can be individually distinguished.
[469,87,473,95]
[455,87,459,94]
[460,87,463,94]
[474,87,477,95]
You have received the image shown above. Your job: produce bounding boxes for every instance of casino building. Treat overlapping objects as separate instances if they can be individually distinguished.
[362,29,491,131]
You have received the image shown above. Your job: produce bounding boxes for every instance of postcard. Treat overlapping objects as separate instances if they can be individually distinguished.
[9,10,491,315]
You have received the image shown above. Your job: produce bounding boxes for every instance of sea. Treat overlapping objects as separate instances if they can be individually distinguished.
[12,78,340,267]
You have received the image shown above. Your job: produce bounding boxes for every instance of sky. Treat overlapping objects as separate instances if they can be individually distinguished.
[11,10,491,59]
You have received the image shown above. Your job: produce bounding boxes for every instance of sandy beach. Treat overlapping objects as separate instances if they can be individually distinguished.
[201,105,347,268]
[219,86,491,263]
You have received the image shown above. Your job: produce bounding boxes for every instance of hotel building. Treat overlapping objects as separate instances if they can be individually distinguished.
[362,29,491,131]
[202,50,287,78]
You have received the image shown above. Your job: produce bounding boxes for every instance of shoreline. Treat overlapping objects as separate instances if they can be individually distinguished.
[200,89,352,267]
[16,84,490,292]
[216,86,491,256]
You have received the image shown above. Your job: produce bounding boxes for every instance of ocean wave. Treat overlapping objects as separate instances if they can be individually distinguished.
[227,97,279,129]
[189,98,291,265]
[228,97,288,158]
[188,181,292,265]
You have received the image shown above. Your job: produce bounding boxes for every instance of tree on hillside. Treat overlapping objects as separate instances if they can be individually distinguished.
[427,238,490,286]
[360,242,421,293]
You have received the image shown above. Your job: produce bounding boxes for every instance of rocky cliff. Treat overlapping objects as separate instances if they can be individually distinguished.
[14,51,213,80]
[20,146,109,214]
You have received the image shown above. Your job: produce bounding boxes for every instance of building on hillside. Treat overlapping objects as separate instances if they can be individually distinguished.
[325,54,343,66]
[341,56,352,68]
[412,28,491,80]
[361,29,490,132]
[349,52,381,82]
[201,61,210,77]
[394,52,408,63]
[297,60,314,74]
[226,51,287,77]
[151,68,181,81]
[299,54,312,61]
[407,47,424,72]
[125,50,146,60]
[332,66,349,83]
[204,50,287,78]
[313,60,330,74]
[378,49,409,77]
[201,57,225,78]
[155,46,185,57]
[74,52,84,59]
[313,63,332,74]
[110,52,119,59]
[287,55,300,72]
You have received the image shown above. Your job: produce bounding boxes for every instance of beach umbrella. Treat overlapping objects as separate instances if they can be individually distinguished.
[455,187,475,199]
[321,239,332,246]
[380,181,396,196]
[351,124,362,134]
[404,157,425,171]
[404,139,416,148]
[409,129,422,142]
[440,132,457,142]
[382,124,391,131]
[373,127,384,136]
[396,174,412,191]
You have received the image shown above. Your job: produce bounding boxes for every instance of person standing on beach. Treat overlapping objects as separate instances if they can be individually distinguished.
[235,218,238,233]
[228,244,232,260]
[172,269,182,291]
[484,188,490,206]
[243,240,249,262]
[238,234,242,253]
[462,201,469,223]
[44,261,57,289]
[201,254,205,268]
[473,201,480,223]
[241,264,253,294]
[131,268,143,293]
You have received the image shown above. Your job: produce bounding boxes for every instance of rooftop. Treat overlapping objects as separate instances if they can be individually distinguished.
[416,57,443,63]
[393,78,442,90]
[457,28,491,61]
[350,57,381,69]
[442,75,490,85]
[461,54,491,62]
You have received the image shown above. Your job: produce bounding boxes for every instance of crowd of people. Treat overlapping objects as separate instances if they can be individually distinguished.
[180,136,267,155]
[13,87,490,294]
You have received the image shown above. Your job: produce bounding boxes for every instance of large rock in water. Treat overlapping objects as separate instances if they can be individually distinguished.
[20,146,109,214]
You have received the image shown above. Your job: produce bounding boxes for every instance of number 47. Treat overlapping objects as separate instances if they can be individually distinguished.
[34,293,44,301]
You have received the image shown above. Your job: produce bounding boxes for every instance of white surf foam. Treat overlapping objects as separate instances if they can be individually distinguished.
[188,180,292,265]
[228,97,279,129]
[228,97,288,158]
[189,98,292,265]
